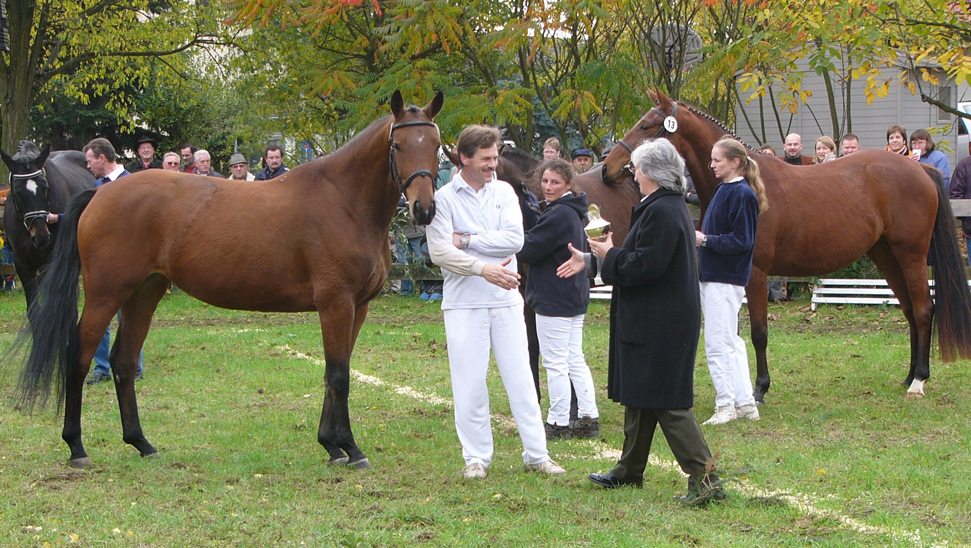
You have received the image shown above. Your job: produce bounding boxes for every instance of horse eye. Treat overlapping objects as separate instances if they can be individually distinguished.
[393,142,403,151]
[640,125,650,131]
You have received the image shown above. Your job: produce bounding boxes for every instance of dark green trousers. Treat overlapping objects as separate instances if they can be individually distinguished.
[611,406,718,491]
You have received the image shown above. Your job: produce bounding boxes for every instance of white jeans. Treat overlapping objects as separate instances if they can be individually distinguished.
[700,282,756,409]
[535,314,599,426]
[443,304,550,467]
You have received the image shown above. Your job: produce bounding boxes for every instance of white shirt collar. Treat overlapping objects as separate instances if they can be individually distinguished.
[103,164,125,182]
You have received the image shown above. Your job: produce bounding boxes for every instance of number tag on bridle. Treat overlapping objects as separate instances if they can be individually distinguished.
[663,116,678,133]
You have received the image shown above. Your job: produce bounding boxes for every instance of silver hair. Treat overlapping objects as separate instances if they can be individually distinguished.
[194,149,211,162]
[630,139,686,193]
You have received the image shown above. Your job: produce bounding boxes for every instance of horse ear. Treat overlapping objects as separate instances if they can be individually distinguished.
[390,90,404,119]
[38,143,51,166]
[647,88,659,105]
[441,145,460,166]
[0,148,13,171]
[425,91,444,119]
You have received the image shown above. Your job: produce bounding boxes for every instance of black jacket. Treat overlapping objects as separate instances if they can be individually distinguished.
[601,189,700,409]
[255,165,289,181]
[517,191,590,317]
[125,158,163,172]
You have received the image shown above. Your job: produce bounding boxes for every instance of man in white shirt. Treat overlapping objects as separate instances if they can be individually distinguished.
[427,125,565,479]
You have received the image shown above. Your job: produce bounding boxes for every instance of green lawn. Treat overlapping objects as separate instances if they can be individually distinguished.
[0,289,967,547]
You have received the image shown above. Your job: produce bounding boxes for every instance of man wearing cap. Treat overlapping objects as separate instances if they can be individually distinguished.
[572,149,594,174]
[227,153,255,181]
[126,136,163,172]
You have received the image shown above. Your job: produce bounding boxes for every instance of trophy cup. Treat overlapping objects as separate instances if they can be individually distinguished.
[584,204,611,242]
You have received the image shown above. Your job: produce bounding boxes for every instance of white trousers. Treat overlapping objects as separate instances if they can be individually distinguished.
[700,282,756,408]
[443,304,550,467]
[535,314,599,426]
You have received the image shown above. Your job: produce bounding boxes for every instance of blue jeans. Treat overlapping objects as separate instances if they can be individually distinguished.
[93,312,144,376]
[396,236,429,296]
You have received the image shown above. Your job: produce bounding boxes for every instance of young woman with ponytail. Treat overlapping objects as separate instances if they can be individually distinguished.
[694,136,767,426]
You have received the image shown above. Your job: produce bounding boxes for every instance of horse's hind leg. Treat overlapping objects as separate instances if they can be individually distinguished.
[112,274,169,457]
[316,297,371,468]
[867,241,932,397]
[65,305,119,468]
[746,269,771,404]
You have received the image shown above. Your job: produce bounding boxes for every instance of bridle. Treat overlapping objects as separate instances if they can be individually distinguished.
[8,169,51,229]
[613,101,680,157]
[388,120,439,195]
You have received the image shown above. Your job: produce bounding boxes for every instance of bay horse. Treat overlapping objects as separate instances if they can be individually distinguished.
[0,141,95,309]
[601,90,971,401]
[15,90,444,469]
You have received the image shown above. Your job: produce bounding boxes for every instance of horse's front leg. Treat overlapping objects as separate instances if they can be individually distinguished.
[746,272,770,404]
[15,261,38,313]
[316,299,371,468]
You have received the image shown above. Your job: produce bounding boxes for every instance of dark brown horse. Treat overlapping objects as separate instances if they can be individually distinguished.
[602,90,971,401]
[15,91,444,469]
[0,141,95,310]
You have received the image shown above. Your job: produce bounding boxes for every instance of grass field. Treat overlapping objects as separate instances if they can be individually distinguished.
[1,288,969,547]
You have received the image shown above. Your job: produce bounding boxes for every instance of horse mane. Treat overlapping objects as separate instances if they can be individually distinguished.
[15,140,41,160]
[681,104,760,153]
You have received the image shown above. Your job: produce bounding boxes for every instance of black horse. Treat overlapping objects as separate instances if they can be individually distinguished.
[0,141,96,309]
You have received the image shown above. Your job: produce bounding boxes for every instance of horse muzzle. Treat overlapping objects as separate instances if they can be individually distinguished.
[411,199,436,226]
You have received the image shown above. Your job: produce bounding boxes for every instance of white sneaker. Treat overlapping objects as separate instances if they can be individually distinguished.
[463,462,487,479]
[735,404,761,421]
[703,405,737,425]
[526,459,566,475]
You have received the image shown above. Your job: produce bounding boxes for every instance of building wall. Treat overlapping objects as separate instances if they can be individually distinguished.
[734,56,960,165]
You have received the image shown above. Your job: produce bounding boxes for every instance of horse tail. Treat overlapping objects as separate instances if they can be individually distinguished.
[926,167,971,361]
[13,189,96,412]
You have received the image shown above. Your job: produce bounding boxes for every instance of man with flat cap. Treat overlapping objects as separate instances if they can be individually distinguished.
[572,148,594,174]
[227,153,255,181]
[126,136,163,172]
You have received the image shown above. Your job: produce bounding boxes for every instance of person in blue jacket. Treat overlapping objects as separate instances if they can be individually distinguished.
[910,129,951,190]
[517,159,599,440]
[695,136,768,426]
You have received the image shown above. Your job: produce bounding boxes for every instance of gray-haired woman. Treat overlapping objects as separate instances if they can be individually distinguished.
[559,138,723,504]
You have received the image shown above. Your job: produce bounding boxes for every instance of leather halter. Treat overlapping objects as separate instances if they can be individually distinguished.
[607,101,679,178]
[388,120,439,195]
[8,169,50,229]
[615,101,680,155]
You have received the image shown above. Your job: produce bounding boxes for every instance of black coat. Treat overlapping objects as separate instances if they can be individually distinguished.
[601,188,701,409]
[517,191,590,317]
[125,158,163,172]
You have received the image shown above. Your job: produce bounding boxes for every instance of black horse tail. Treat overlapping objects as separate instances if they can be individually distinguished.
[925,167,971,362]
[14,189,97,412]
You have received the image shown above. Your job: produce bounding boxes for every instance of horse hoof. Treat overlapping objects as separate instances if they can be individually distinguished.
[906,379,926,399]
[68,457,93,469]
[348,457,372,469]
[142,451,161,459]
[328,457,350,466]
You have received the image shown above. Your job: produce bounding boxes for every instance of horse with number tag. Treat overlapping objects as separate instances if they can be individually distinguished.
[601,90,971,401]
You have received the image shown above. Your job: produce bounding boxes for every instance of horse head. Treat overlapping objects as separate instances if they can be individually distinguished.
[1,142,55,248]
[602,90,681,184]
[389,90,444,226]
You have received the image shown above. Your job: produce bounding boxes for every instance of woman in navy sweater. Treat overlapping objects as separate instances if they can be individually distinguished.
[517,159,599,440]
[695,137,768,426]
